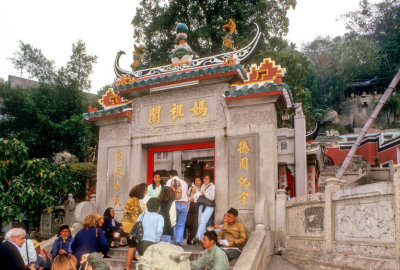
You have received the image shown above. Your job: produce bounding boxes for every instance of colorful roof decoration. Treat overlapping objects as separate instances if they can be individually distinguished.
[115,63,247,96]
[113,22,261,80]
[83,88,132,122]
[99,88,130,108]
[83,101,132,122]
[224,58,293,108]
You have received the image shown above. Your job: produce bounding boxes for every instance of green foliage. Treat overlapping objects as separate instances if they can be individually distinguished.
[0,138,81,224]
[382,95,400,127]
[69,162,97,200]
[8,40,97,91]
[132,0,296,67]
[0,82,94,160]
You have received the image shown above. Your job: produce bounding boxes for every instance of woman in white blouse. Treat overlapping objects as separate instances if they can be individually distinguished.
[194,174,216,242]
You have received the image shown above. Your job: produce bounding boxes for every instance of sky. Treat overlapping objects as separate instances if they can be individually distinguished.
[0,0,374,94]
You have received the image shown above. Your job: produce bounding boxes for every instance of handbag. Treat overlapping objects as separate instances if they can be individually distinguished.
[128,214,144,243]
[197,185,215,207]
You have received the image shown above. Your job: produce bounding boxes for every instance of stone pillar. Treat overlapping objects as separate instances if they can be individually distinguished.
[324,178,340,253]
[393,164,400,259]
[215,134,229,224]
[275,189,287,249]
[294,103,307,196]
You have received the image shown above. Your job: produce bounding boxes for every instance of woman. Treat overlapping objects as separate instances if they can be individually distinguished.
[51,253,77,270]
[122,184,146,270]
[51,225,74,259]
[70,214,108,267]
[194,174,216,242]
[186,176,202,245]
[95,214,109,258]
[102,207,123,248]
[158,186,176,243]
[136,197,164,256]
[147,172,164,198]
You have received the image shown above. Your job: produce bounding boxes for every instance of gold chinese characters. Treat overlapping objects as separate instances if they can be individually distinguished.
[237,140,251,206]
[148,100,209,124]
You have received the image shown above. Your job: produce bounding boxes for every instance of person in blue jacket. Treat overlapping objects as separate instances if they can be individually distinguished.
[70,214,109,267]
[102,207,123,248]
[51,224,74,260]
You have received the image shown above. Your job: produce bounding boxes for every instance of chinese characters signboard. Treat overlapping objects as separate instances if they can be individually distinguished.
[228,135,257,209]
[107,148,129,210]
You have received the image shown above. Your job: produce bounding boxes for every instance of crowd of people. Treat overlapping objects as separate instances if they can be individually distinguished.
[1,170,248,270]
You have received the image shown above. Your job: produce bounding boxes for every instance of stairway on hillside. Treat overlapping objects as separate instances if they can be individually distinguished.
[104,242,236,270]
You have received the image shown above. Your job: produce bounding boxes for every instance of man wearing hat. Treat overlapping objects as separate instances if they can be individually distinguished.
[51,224,74,259]
[33,239,52,270]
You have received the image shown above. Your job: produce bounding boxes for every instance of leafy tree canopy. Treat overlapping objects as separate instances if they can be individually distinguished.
[132,0,296,67]
[8,40,98,92]
[0,138,81,224]
[0,81,94,160]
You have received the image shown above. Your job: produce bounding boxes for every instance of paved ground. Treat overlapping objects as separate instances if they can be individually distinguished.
[267,255,302,270]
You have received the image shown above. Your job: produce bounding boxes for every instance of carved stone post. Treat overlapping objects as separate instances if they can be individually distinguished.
[294,103,307,196]
[275,189,287,250]
[393,164,400,259]
[324,177,340,253]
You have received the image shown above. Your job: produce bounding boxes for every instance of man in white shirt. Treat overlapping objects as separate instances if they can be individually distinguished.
[166,169,188,246]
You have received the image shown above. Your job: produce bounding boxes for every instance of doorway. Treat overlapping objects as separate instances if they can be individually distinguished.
[147,142,215,186]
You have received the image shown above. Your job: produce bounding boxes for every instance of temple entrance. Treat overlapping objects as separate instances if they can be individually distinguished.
[147,142,215,186]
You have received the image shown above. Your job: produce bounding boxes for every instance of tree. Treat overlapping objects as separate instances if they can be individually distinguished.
[131,0,296,67]
[341,0,400,88]
[8,40,97,91]
[0,138,81,224]
[0,80,94,160]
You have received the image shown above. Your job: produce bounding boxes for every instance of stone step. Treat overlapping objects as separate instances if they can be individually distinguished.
[104,242,204,269]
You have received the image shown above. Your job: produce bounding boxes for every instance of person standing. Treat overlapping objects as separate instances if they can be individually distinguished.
[158,186,176,243]
[70,214,109,267]
[195,174,215,243]
[136,198,164,256]
[147,171,164,198]
[165,169,188,246]
[186,176,202,245]
[122,184,146,270]
[1,228,27,270]
[218,208,247,261]
[51,225,73,259]
[190,230,229,270]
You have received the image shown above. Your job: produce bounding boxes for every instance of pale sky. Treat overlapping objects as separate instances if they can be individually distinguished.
[0,0,374,93]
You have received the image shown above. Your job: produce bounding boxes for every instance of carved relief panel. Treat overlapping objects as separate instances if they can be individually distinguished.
[335,196,395,243]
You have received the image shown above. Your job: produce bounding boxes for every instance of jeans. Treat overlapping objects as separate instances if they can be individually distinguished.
[196,205,215,240]
[161,235,172,243]
[173,202,188,244]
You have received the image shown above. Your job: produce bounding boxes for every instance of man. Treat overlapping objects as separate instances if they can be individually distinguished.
[218,208,247,261]
[165,169,188,246]
[190,230,229,270]
[1,228,28,270]
[285,186,292,200]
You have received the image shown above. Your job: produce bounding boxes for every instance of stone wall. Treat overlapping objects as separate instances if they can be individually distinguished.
[284,180,397,261]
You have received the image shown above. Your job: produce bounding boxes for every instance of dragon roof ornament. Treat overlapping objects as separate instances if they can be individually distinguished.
[114,22,261,79]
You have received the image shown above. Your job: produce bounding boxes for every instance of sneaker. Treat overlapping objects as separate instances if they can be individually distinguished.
[176,242,182,246]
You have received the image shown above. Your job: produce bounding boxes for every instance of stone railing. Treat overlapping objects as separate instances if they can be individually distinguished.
[281,166,400,269]
[233,199,273,270]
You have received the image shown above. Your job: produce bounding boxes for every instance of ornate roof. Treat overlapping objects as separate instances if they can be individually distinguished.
[112,22,262,96]
[224,58,294,108]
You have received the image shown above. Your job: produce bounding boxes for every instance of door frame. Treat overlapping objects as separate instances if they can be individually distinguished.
[147,141,215,184]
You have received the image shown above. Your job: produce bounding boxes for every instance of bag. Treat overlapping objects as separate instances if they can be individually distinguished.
[128,214,144,243]
[197,184,215,207]
[197,194,215,207]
